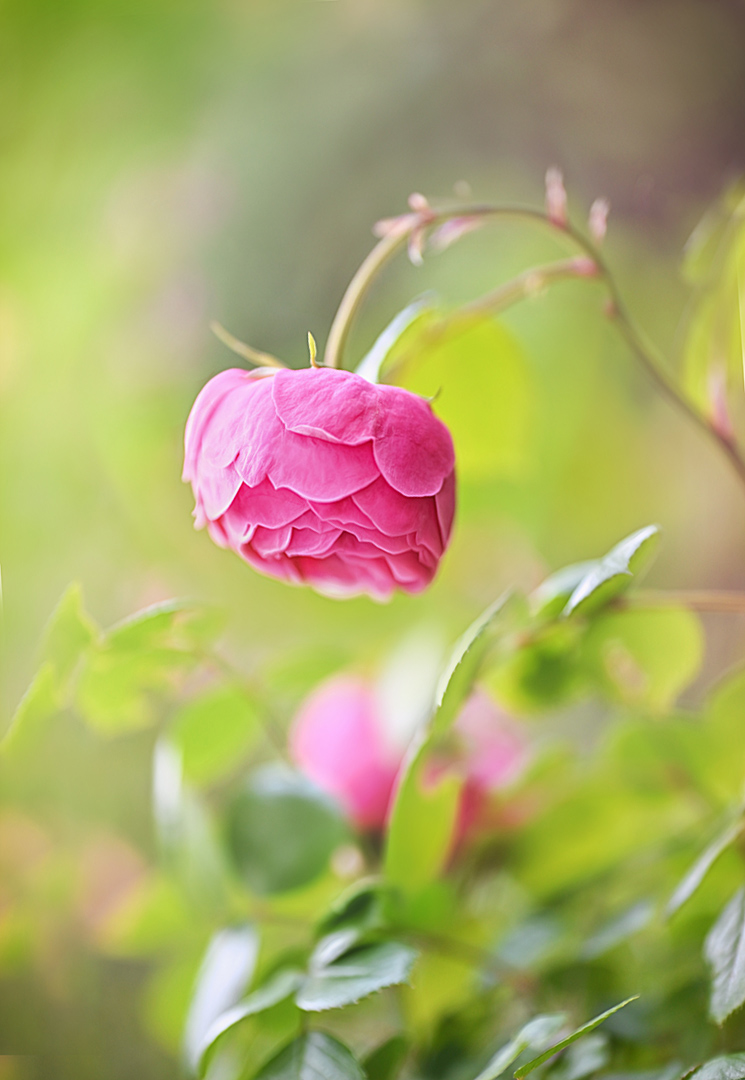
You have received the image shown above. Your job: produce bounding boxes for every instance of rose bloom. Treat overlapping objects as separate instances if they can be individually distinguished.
[183,366,456,601]
[289,677,528,839]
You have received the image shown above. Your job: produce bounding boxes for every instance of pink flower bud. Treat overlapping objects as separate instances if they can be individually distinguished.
[290,678,527,841]
[545,167,568,227]
[289,677,401,829]
[183,366,456,600]
[589,197,610,243]
[428,216,484,253]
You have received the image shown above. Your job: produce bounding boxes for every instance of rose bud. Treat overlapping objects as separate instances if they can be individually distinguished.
[183,366,456,601]
[289,676,527,839]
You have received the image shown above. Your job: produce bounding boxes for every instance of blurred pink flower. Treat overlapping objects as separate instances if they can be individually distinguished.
[183,366,455,601]
[290,678,527,837]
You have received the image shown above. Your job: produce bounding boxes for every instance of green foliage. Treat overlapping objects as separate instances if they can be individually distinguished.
[9,155,745,1079]
[296,939,417,1012]
[385,591,524,892]
[226,767,349,895]
[582,606,702,711]
[196,968,304,1076]
[362,1035,409,1080]
[40,582,99,689]
[705,888,745,1025]
[254,1033,365,1080]
[512,998,639,1079]
[392,313,533,480]
[689,1057,745,1080]
[183,925,259,1071]
[561,525,660,618]
[76,601,212,734]
[668,818,745,917]
[170,685,261,785]
[474,1015,565,1080]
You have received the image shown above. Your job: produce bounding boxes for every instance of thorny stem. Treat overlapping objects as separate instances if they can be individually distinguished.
[323,201,745,492]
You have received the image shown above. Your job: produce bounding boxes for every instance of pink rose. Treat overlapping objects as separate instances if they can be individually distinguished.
[183,366,456,601]
[290,678,527,837]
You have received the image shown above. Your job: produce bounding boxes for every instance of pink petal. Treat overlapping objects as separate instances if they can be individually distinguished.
[250,524,294,558]
[455,690,527,791]
[226,480,308,530]
[237,428,379,501]
[290,677,401,829]
[383,550,432,588]
[285,527,343,558]
[372,385,455,497]
[299,552,397,601]
[194,462,244,522]
[435,471,456,549]
[203,371,280,472]
[183,368,256,480]
[272,367,379,445]
[238,545,304,586]
[352,477,434,537]
[309,496,377,532]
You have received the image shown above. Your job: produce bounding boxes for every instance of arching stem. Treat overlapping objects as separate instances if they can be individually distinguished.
[323,200,745,493]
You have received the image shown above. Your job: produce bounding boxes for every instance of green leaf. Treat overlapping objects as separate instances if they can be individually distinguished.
[170,685,261,785]
[513,998,638,1079]
[385,591,524,892]
[105,598,220,652]
[76,602,212,735]
[688,1057,745,1080]
[433,590,525,736]
[363,1035,409,1080]
[153,740,231,910]
[226,767,348,895]
[547,1034,609,1080]
[356,296,435,384]
[530,563,598,619]
[254,1032,365,1080]
[668,818,745,918]
[563,526,660,617]
[0,663,59,758]
[582,606,703,710]
[183,924,259,1072]
[197,968,303,1076]
[395,315,532,480]
[318,879,388,937]
[486,621,587,713]
[383,744,462,894]
[40,582,98,688]
[296,940,417,1012]
[475,1015,566,1080]
[705,887,745,1024]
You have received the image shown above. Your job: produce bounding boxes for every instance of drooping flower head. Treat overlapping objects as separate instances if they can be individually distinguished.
[183,366,456,601]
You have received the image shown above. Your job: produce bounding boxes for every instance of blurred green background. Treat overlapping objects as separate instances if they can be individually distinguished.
[2,0,745,1076]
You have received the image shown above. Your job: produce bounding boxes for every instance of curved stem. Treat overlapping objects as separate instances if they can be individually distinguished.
[323,200,745,492]
[624,589,745,615]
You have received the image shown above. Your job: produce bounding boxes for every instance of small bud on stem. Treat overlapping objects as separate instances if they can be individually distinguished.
[545,166,568,227]
[307,331,320,368]
[589,197,610,243]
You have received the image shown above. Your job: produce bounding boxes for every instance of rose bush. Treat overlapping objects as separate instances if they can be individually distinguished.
[289,675,527,835]
[183,365,456,600]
